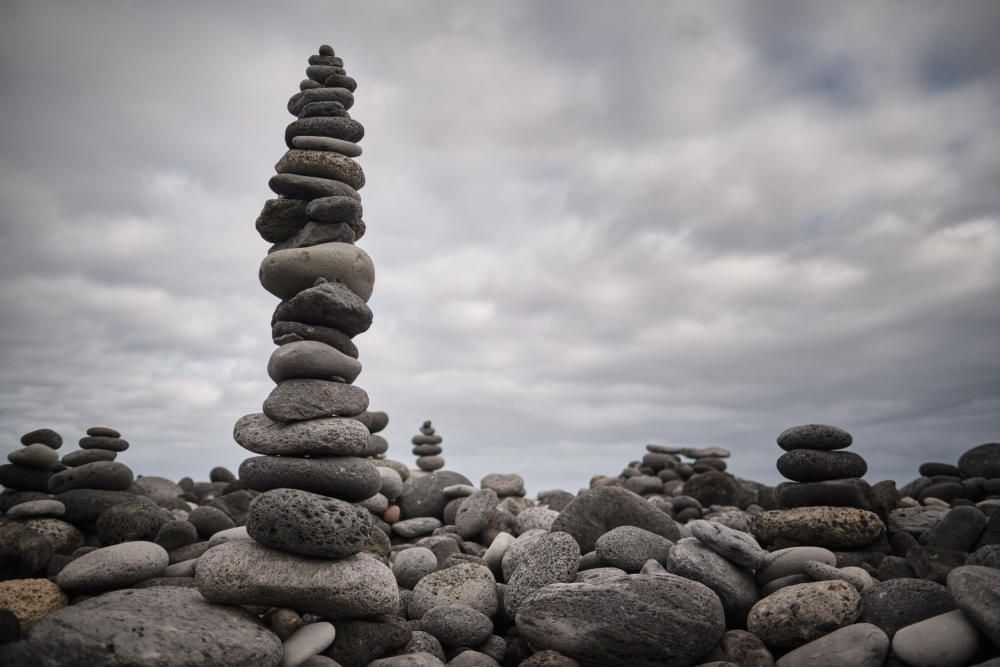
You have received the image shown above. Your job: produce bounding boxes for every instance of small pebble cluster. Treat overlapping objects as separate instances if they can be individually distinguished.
[2,44,999,667]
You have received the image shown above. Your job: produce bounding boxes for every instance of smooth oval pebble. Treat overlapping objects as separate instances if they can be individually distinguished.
[240,455,380,501]
[57,541,168,592]
[892,609,982,667]
[6,499,65,519]
[777,424,852,451]
[259,242,374,302]
[410,562,498,619]
[595,525,673,573]
[48,460,134,493]
[776,449,868,482]
[281,621,336,667]
[267,340,362,384]
[775,622,889,667]
[8,443,59,470]
[262,379,369,422]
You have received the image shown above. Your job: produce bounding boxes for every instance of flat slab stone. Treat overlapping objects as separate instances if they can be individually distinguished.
[240,455,380,501]
[16,586,281,667]
[234,412,370,456]
[292,135,362,157]
[275,149,365,190]
[196,541,398,619]
[48,461,134,494]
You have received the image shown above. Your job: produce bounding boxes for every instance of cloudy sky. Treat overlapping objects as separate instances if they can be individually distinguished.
[1,1,998,494]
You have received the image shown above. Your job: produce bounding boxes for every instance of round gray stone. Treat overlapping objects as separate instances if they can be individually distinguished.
[272,277,373,336]
[688,519,767,569]
[456,489,498,539]
[292,135,362,157]
[262,379,369,422]
[61,448,117,467]
[399,471,473,519]
[775,622,889,667]
[409,562,498,619]
[95,502,169,544]
[776,449,868,482]
[20,428,62,449]
[267,340,362,384]
[248,488,372,558]
[78,436,130,451]
[420,604,492,648]
[393,546,438,589]
[6,499,65,519]
[275,149,364,190]
[504,532,581,615]
[8,443,59,470]
[595,525,673,573]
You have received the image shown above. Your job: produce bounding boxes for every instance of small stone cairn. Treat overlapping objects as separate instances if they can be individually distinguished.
[196,43,400,621]
[412,420,445,472]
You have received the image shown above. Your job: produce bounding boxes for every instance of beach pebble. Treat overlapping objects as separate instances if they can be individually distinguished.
[775,622,889,667]
[747,580,861,648]
[57,541,168,593]
[595,525,673,573]
[892,609,982,667]
[280,621,336,667]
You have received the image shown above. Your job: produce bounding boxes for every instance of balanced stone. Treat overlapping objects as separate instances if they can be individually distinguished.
[78,435,130,451]
[196,540,398,618]
[20,428,62,449]
[263,379,369,422]
[234,413,370,456]
[48,461,133,493]
[776,449,868,482]
[256,198,310,242]
[417,455,445,472]
[305,195,363,223]
[0,464,52,491]
[273,320,359,358]
[61,448,116,467]
[298,100,349,119]
[958,442,1000,479]
[269,173,359,201]
[777,424,852,451]
[275,150,365,190]
[8,443,58,470]
[272,278,373,336]
[292,135,363,157]
[776,478,872,509]
[260,242,375,301]
[247,488,372,558]
[285,116,365,147]
[267,340,362,383]
[86,426,121,437]
[269,221,355,252]
[288,87,355,114]
[240,455,380,501]
[516,573,725,667]
[323,74,358,91]
[5,499,65,519]
[752,507,884,549]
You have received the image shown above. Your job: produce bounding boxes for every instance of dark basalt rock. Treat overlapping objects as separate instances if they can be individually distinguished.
[246,488,373,558]
[776,449,867,482]
[550,485,680,553]
[239,455,380,502]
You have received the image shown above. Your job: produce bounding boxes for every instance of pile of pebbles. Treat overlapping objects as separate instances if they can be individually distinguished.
[2,42,1000,667]
[413,421,445,473]
[2,417,997,666]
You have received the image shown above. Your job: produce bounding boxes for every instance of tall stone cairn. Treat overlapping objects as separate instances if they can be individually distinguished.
[196,44,400,619]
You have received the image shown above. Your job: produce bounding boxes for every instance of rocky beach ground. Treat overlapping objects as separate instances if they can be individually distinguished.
[1,422,998,666]
[1,43,999,667]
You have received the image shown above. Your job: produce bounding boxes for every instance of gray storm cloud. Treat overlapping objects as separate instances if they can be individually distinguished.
[1,1,998,492]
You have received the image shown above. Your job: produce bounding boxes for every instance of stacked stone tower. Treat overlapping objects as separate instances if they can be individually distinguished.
[774,424,872,510]
[197,45,399,618]
[412,420,444,471]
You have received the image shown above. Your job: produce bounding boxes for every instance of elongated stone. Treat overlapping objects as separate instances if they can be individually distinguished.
[285,117,364,148]
[271,278,372,336]
[246,488,372,558]
[196,541,398,618]
[275,150,364,189]
[234,413,369,457]
[239,455,380,501]
[267,340,361,383]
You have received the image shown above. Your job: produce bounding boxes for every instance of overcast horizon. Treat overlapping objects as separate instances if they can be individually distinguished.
[1,1,998,494]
